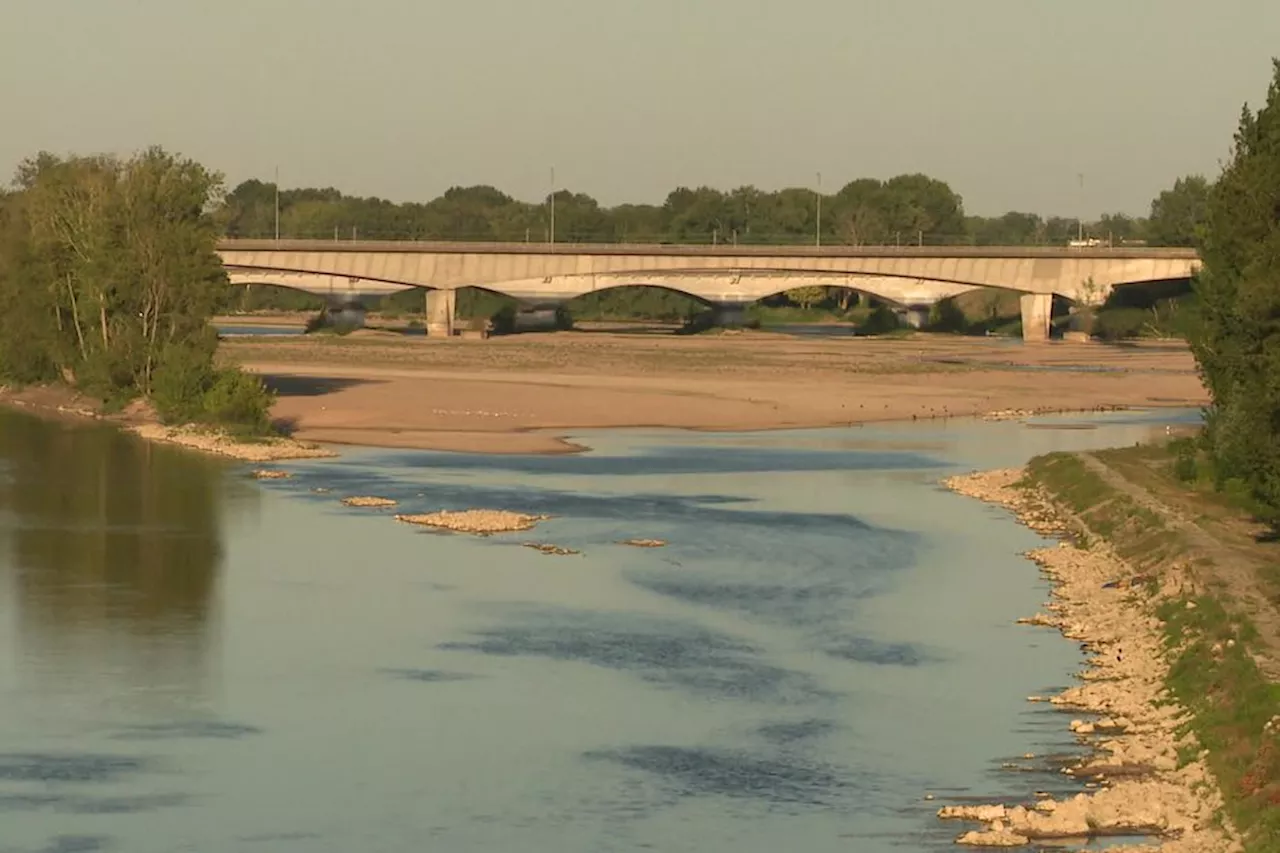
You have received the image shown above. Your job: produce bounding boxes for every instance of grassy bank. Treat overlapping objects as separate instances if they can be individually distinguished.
[1022,448,1280,851]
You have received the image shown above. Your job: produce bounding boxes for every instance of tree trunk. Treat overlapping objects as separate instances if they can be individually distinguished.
[64,276,88,362]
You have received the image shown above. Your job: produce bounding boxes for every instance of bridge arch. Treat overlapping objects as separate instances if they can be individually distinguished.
[224,259,1193,309]
[217,241,1200,306]
[472,270,983,309]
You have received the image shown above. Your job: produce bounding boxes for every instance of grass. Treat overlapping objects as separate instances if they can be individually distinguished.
[1157,594,1280,847]
[1022,453,1175,560]
[1023,446,1280,852]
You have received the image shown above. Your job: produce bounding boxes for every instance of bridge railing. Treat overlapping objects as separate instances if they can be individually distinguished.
[218,229,1181,251]
[216,237,1200,260]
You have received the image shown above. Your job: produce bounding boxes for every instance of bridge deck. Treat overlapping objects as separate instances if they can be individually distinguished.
[216,239,1198,261]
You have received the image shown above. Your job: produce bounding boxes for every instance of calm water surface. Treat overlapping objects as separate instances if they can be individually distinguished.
[0,408,1200,852]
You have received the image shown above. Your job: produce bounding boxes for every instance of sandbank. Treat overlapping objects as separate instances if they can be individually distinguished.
[224,332,1208,455]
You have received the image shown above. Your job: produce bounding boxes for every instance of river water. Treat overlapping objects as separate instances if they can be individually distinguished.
[0,407,1199,853]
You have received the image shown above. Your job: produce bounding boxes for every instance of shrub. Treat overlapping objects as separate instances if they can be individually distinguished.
[490,304,517,335]
[200,368,274,434]
[150,336,274,434]
[927,298,967,333]
[862,304,900,335]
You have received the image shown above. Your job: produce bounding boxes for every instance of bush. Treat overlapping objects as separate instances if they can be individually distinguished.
[861,305,900,335]
[927,298,968,333]
[200,369,274,434]
[490,304,517,335]
[150,340,219,424]
[150,336,274,434]
[1173,446,1199,482]
[1093,307,1151,340]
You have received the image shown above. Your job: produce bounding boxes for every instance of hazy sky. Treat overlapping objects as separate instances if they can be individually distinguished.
[4,0,1278,216]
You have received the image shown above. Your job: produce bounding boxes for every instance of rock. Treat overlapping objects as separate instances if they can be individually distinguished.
[126,423,335,462]
[956,828,1029,847]
[933,467,1238,853]
[396,508,550,535]
[620,538,667,548]
[342,496,398,508]
[251,469,291,480]
[523,542,580,556]
[938,804,1007,822]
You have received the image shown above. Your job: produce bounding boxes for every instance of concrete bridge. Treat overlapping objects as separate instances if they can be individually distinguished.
[215,240,1200,341]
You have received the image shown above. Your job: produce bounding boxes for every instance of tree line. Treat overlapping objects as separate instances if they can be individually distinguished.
[1186,59,1280,524]
[219,171,1208,248]
[0,149,274,432]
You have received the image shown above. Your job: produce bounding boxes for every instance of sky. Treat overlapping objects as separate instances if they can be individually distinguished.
[3,0,1278,217]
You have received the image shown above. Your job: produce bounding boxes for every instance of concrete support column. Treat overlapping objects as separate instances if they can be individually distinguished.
[1020,293,1052,342]
[426,289,456,338]
[711,303,750,328]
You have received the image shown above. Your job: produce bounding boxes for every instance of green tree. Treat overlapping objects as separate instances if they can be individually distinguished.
[1095,212,1145,244]
[0,148,273,431]
[786,286,827,310]
[968,211,1043,246]
[1148,175,1210,247]
[1191,60,1280,519]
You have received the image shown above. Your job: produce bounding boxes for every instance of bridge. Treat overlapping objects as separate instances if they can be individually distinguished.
[215,240,1200,341]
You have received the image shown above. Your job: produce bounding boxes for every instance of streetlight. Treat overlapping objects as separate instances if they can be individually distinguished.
[815,172,823,248]
[274,165,280,241]
[1077,173,1085,243]
[549,166,556,245]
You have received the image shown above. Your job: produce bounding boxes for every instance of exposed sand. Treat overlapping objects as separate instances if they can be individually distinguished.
[221,332,1208,455]
[2,332,1211,460]
[939,469,1239,852]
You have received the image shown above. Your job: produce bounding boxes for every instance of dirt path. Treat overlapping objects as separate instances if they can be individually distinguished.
[1080,452,1280,681]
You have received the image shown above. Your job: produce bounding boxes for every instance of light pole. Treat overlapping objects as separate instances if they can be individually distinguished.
[549,166,556,245]
[274,165,280,241]
[815,172,823,248]
[1077,173,1085,243]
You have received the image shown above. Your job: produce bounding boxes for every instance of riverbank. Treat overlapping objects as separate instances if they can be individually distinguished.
[0,384,334,462]
[220,332,1207,455]
[940,444,1280,851]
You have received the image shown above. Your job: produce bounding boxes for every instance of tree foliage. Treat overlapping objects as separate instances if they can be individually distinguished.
[1191,60,1280,520]
[0,148,273,431]
[219,173,1192,248]
[1148,176,1211,247]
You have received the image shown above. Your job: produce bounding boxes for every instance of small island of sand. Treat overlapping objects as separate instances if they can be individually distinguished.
[395,509,550,535]
[342,496,399,508]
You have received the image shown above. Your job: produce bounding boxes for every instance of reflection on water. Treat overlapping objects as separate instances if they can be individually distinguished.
[440,608,833,703]
[0,411,250,698]
[0,406,1198,852]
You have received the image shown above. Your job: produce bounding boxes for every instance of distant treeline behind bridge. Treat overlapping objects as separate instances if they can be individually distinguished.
[218,172,1208,336]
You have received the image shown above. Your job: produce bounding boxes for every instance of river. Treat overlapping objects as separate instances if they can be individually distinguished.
[0,407,1199,852]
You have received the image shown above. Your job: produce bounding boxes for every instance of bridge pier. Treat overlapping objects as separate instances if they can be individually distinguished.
[1020,293,1052,342]
[426,289,456,337]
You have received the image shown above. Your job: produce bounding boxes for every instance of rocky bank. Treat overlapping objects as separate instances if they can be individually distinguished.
[127,423,335,462]
[0,384,333,462]
[939,468,1241,852]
